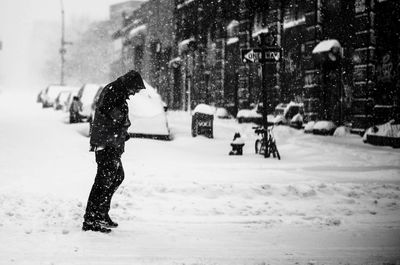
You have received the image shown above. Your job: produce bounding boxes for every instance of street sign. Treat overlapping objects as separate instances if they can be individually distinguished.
[241,47,282,63]
[241,48,263,63]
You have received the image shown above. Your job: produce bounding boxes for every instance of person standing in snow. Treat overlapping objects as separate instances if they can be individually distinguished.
[82,70,145,233]
[69,96,83,123]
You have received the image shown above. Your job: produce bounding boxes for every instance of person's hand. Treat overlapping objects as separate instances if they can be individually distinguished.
[125,133,131,141]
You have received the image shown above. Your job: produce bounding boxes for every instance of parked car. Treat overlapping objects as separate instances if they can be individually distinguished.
[272,101,304,127]
[76,84,103,121]
[54,91,71,111]
[37,89,45,103]
[41,85,68,108]
[88,84,105,121]
[236,105,262,124]
[127,80,170,140]
[66,90,80,112]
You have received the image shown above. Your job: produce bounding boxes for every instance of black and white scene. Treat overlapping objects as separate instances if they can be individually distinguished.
[0,0,399,264]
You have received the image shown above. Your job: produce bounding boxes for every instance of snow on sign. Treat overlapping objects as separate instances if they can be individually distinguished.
[241,49,262,63]
[241,48,262,63]
[241,47,282,63]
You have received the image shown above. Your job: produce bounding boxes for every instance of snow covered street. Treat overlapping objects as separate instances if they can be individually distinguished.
[0,90,400,265]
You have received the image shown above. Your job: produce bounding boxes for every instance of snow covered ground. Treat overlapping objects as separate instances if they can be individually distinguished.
[0,89,399,265]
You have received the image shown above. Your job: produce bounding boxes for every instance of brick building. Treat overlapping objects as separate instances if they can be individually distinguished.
[111,0,399,131]
[109,1,143,79]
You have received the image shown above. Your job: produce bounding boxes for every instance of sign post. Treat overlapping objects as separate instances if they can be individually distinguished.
[241,31,282,157]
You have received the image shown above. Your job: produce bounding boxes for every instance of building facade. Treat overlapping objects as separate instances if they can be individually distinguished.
[111,0,399,131]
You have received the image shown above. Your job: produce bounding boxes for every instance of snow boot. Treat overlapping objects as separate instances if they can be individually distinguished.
[100,215,118,228]
[82,221,112,233]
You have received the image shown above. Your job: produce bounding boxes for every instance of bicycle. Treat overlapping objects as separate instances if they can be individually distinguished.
[253,125,281,160]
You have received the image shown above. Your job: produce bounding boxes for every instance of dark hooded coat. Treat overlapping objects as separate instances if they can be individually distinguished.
[89,70,145,153]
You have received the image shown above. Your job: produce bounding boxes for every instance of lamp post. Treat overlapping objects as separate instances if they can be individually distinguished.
[59,0,72,85]
[257,30,277,158]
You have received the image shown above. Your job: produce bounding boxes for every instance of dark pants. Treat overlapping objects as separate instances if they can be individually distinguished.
[70,111,84,123]
[84,147,124,223]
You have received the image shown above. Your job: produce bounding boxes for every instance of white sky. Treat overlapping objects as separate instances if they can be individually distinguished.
[0,0,133,89]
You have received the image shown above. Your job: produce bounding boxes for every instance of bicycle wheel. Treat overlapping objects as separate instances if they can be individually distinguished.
[264,140,271,158]
[255,139,262,154]
[271,140,281,160]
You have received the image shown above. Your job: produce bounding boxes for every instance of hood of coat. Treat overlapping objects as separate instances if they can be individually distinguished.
[116,70,146,98]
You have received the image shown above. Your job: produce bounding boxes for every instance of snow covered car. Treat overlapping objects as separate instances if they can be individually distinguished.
[272,102,304,127]
[76,84,103,122]
[41,85,69,108]
[54,91,72,111]
[37,89,45,103]
[363,120,400,148]
[236,107,262,124]
[65,90,80,113]
[312,120,337,135]
[54,87,80,111]
[127,80,170,140]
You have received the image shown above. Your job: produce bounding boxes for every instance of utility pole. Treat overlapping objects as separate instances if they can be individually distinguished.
[59,0,72,85]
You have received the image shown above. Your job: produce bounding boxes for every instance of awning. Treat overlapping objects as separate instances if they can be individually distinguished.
[283,16,306,29]
[227,37,239,45]
[227,20,239,31]
[112,19,141,39]
[168,57,182,68]
[312,39,341,54]
[252,27,269,38]
[177,0,195,9]
[178,37,195,54]
[128,24,147,39]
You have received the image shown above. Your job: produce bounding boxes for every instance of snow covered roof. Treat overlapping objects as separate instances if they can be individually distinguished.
[312,39,341,54]
[128,24,147,39]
